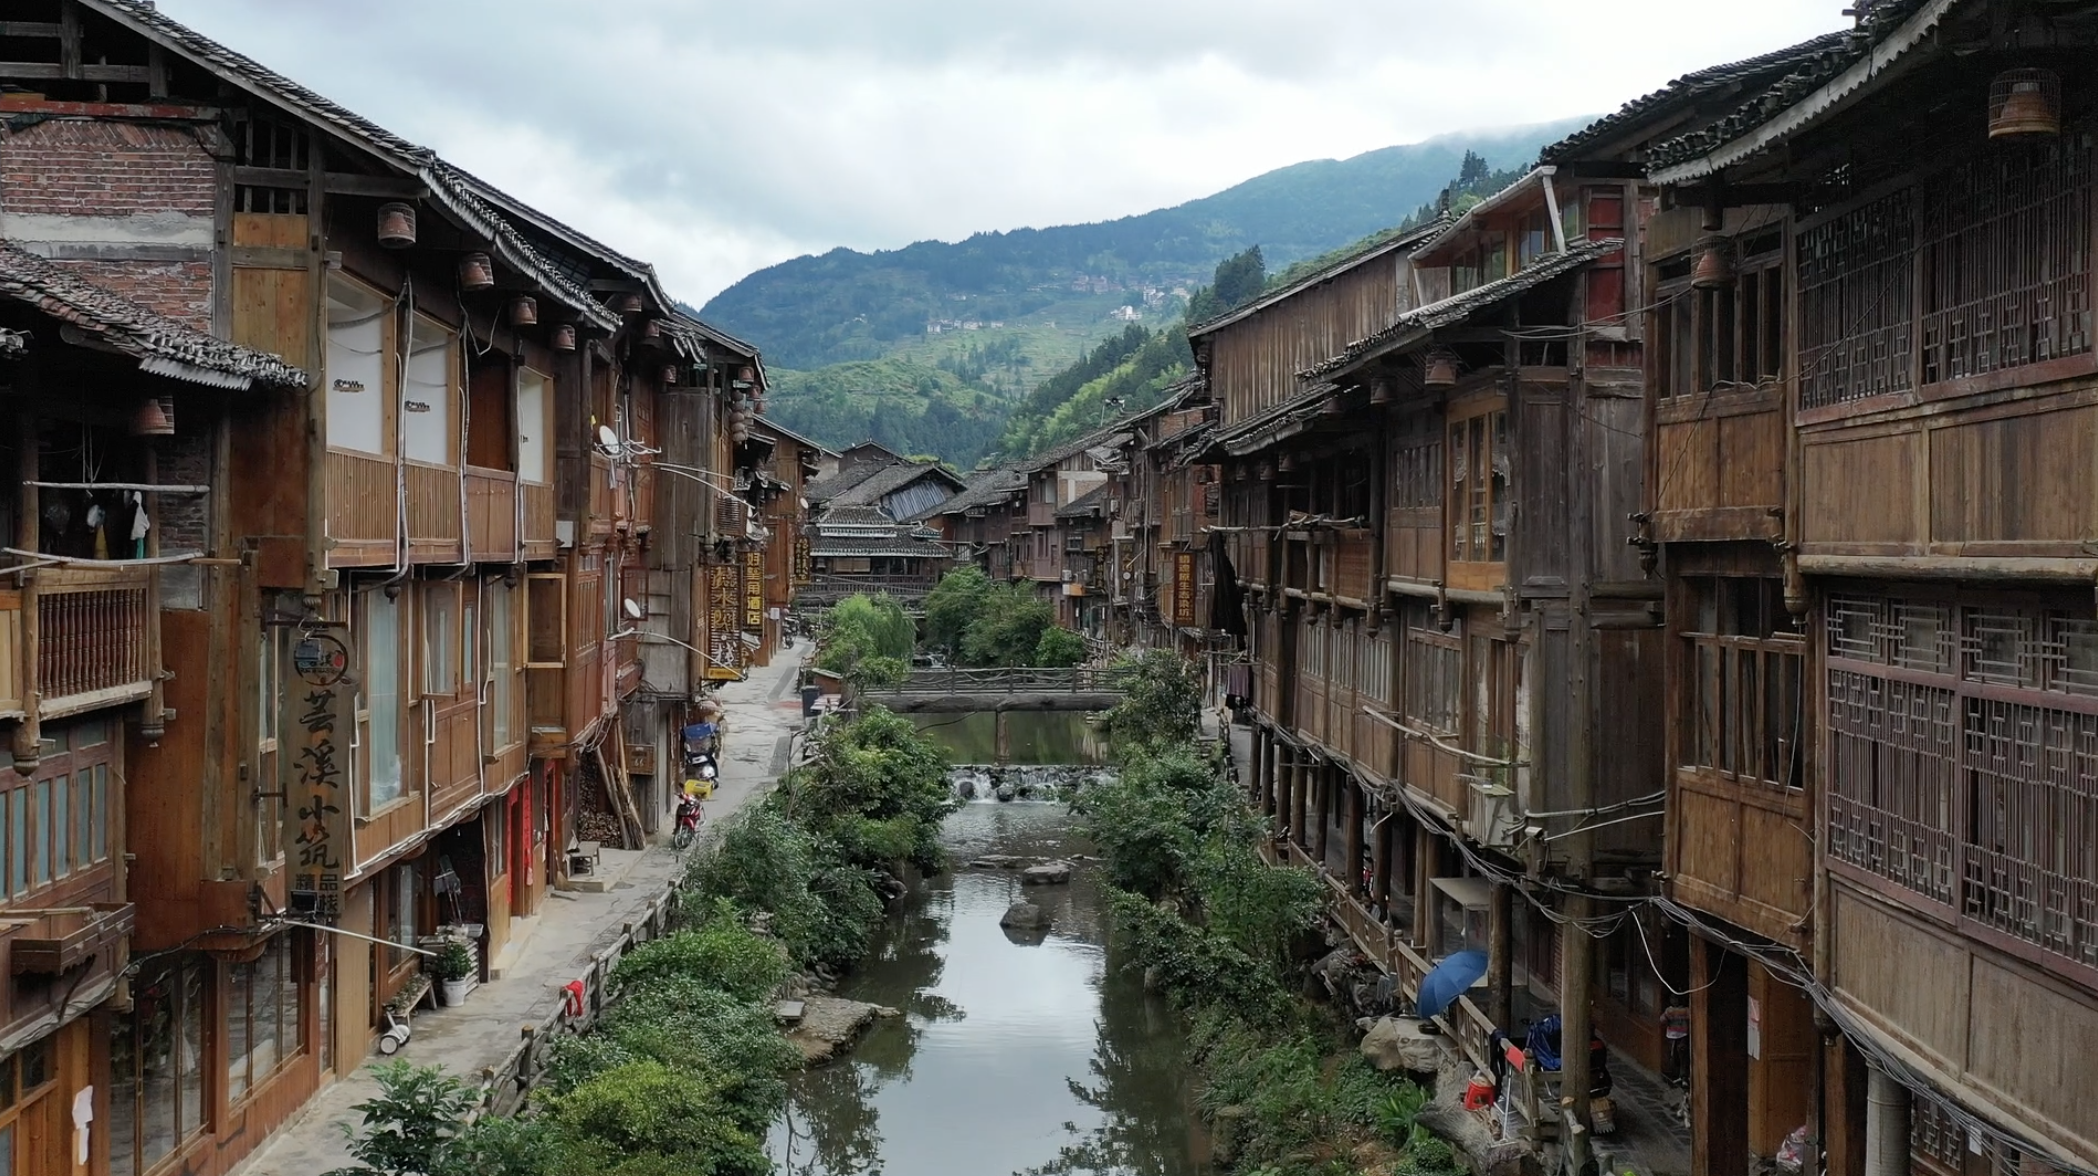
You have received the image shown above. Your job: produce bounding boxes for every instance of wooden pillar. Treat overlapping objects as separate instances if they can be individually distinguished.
[1371,804,1395,920]
[1313,762,1332,870]
[1487,879,1513,1030]
[1561,892,1597,1159]
[994,710,1011,764]
[1823,1033,1869,1176]
[1343,776,1365,897]
[1748,962,1817,1157]
[12,410,39,772]
[1690,936,1750,1176]
[1289,753,1307,852]
[1412,821,1436,949]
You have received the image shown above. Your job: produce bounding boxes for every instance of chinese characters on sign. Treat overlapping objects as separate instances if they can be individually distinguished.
[792,535,811,587]
[744,549,764,631]
[1172,551,1197,627]
[283,628,352,922]
[705,562,742,680]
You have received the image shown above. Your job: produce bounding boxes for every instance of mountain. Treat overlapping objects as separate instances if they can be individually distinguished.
[763,359,1010,468]
[704,118,1590,374]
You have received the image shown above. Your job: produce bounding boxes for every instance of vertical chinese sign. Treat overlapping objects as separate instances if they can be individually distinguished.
[284,628,352,922]
[705,562,742,679]
[792,535,811,586]
[744,549,764,631]
[1172,551,1196,627]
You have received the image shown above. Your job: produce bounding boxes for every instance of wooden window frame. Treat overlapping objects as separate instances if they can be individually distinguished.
[1678,577,1807,792]
[0,718,116,900]
[1404,606,1464,737]
[525,572,567,670]
[402,312,460,469]
[1445,396,1509,572]
[323,274,395,458]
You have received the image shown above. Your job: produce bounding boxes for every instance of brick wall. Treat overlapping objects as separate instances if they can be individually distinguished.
[0,119,216,327]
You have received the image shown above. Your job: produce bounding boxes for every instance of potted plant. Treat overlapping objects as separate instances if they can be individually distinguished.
[432,941,475,1007]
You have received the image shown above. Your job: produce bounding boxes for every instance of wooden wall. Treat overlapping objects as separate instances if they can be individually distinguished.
[1208,257,1401,428]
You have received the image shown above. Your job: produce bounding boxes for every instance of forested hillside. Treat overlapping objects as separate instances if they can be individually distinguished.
[705,119,1585,372]
[749,123,1584,467]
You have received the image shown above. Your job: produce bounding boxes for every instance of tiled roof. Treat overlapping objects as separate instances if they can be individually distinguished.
[1055,483,1111,519]
[827,461,964,508]
[916,468,1027,520]
[805,462,890,505]
[753,415,834,455]
[1302,238,1624,379]
[810,535,950,559]
[1539,29,1856,163]
[1646,0,1952,178]
[0,241,305,390]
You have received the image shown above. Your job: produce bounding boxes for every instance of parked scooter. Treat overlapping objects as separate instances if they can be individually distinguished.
[671,793,706,850]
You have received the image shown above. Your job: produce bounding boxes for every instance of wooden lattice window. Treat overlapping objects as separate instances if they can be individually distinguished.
[1391,420,1442,508]
[1918,129,2093,385]
[1654,233,1787,398]
[1682,578,1805,790]
[1825,592,2098,973]
[1797,188,1916,408]
[1448,407,1508,563]
[234,117,311,215]
[1404,605,1461,735]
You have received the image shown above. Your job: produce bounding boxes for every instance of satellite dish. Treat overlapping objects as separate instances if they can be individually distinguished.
[596,424,621,456]
[623,598,644,621]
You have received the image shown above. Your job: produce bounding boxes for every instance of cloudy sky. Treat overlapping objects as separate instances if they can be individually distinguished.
[158,0,1848,305]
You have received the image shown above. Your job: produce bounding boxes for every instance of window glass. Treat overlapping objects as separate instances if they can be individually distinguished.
[425,587,458,695]
[92,766,108,862]
[30,781,48,887]
[326,279,389,454]
[226,959,251,1101]
[366,590,403,809]
[403,314,454,465]
[517,369,550,483]
[7,791,20,897]
[51,776,67,878]
[489,582,514,748]
[388,861,419,969]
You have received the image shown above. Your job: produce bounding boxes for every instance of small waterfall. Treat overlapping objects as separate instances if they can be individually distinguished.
[949,763,1114,802]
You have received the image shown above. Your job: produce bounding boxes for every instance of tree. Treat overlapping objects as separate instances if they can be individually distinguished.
[815,594,914,678]
[923,566,992,659]
[1033,626,1086,668]
[961,582,1056,667]
[1100,649,1203,758]
[1210,245,1267,311]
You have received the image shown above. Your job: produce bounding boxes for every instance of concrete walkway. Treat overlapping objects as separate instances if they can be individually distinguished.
[233,654,810,1176]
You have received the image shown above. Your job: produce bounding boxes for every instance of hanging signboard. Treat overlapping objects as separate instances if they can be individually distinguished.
[1172,551,1197,627]
[283,626,352,922]
[705,563,742,680]
[793,535,812,586]
[744,549,765,631]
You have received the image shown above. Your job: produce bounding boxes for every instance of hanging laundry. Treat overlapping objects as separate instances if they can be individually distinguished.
[86,502,108,560]
[129,490,150,558]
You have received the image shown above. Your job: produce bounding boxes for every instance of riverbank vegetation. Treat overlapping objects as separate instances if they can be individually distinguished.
[324,704,956,1176]
[1074,650,1458,1176]
[921,567,1086,667]
[811,592,915,687]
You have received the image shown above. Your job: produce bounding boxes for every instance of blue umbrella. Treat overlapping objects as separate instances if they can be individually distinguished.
[1416,950,1489,1020]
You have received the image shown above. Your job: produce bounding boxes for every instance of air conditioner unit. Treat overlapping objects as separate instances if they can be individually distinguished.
[1463,774,1521,848]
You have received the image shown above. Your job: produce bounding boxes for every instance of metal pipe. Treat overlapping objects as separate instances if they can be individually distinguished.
[1864,1065,1911,1176]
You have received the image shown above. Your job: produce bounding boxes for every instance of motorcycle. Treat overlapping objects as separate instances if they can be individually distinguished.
[672,794,706,850]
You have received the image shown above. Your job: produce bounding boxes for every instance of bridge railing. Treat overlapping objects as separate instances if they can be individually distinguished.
[880,666,1118,694]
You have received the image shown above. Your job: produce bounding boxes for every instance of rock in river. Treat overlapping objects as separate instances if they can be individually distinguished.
[1359,1015,1453,1075]
[1000,901,1051,930]
[1020,860,1073,885]
[785,994,901,1066]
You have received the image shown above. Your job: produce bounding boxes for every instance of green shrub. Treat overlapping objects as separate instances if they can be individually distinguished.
[547,1060,770,1175]
[1034,625,1086,667]
[613,905,790,1004]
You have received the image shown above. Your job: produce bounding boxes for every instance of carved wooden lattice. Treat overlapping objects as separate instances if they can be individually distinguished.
[1918,130,2094,385]
[1798,189,1916,408]
[1825,593,2098,971]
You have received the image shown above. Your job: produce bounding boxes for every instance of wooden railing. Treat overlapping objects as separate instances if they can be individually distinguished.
[877,666,1120,695]
[0,587,21,717]
[467,468,518,562]
[798,574,938,607]
[522,481,556,557]
[326,449,397,565]
[38,567,152,714]
[407,463,463,559]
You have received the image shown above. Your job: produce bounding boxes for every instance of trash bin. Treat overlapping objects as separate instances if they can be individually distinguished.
[801,684,821,717]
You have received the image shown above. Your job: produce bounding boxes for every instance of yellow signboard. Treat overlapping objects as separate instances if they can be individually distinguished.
[706,563,742,680]
[1173,551,1197,627]
[744,549,764,631]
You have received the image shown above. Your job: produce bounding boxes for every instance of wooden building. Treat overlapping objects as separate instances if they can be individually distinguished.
[0,3,761,1173]
[1637,1,2098,1171]
[801,455,962,607]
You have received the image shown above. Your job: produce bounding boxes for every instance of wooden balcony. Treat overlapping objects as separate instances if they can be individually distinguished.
[467,468,518,562]
[8,902,134,976]
[326,449,397,567]
[39,567,153,717]
[407,462,463,562]
[587,455,613,535]
[0,587,21,719]
[522,481,557,560]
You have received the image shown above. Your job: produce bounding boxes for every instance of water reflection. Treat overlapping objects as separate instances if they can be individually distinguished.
[909,711,1110,766]
[768,803,1202,1176]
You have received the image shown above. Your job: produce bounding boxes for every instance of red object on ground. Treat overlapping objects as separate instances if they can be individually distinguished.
[1463,1075,1497,1111]
[563,980,585,1019]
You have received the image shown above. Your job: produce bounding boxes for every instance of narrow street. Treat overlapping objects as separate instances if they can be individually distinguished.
[233,656,808,1176]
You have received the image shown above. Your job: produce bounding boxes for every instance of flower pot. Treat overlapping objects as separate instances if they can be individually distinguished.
[441,978,471,1007]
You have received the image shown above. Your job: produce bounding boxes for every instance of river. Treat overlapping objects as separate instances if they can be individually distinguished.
[766,796,1206,1176]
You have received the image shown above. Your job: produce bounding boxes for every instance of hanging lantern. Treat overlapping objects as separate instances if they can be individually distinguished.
[1691,239,1733,291]
[1369,377,1394,405]
[376,202,417,249]
[1988,68,2060,139]
[612,292,645,316]
[733,365,755,389]
[662,363,680,385]
[551,323,577,352]
[1276,451,1296,473]
[131,396,174,437]
[1424,351,1459,388]
[639,318,665,348]
[508,295,538,327]
[458,252,494,291]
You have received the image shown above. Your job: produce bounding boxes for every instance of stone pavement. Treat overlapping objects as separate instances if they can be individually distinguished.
[232,654,810,1176]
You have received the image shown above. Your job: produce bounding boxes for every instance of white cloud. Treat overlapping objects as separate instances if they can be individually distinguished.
[155,0,1850,303]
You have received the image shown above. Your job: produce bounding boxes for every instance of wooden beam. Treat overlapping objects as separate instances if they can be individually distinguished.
[321,173,431,200]
[1689,936,1750,1176]
[0,61,151,83]
[57,1,80,81]
[0,21,63,37]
